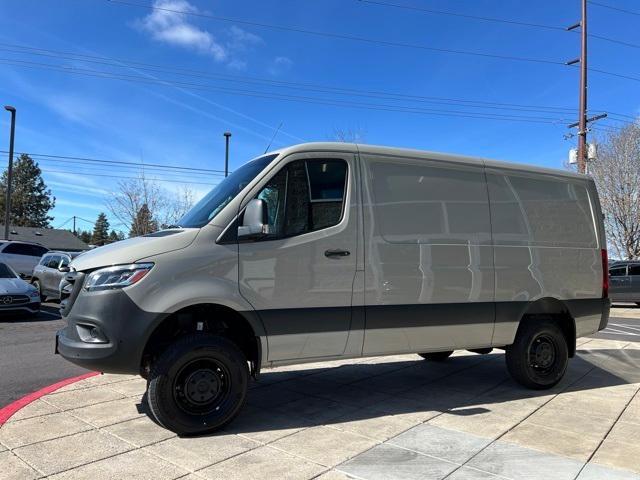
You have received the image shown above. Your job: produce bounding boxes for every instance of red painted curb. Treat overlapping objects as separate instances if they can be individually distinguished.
[0,372,100,426]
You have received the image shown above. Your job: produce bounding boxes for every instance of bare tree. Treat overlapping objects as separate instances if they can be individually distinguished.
[330,126,367,143]
[107,174,195,237]
[587,123,640,260]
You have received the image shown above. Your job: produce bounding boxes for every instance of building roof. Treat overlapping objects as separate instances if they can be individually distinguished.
[0,225,89,251]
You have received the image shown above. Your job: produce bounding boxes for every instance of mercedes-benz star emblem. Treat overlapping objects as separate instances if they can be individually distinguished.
[1,296,13,305]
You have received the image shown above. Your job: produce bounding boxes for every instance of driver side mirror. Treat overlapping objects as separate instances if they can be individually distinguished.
[238,199,269,240]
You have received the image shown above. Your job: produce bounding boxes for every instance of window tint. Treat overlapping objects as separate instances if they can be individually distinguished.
[60,256,70,268]
[628,265,640,276]
[3,243,30,255]
[40,255,51,266]
[253,159,347,240]
[609,266,626,277]
[31,245,49,257]
[47,255,61,269]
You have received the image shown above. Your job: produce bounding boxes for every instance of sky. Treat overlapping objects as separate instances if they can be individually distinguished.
[0,0,639,232]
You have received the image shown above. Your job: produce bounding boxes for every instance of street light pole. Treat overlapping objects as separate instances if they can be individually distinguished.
[223,132,232,177]
[3,106,16,241]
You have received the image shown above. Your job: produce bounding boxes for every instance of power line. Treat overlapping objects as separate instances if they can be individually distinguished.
[105,0,564,66]
[0,59,588,125]
[0,149,225,174]
[101,0,640,85]
[2,42,637,121]
[39,168,219,186]
[0,45,577,115]
[357,0,640,50]
[588,1,640,16]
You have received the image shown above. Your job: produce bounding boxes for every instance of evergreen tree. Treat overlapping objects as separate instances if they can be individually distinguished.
[0,154,55,227]
[108,229,125,243]
[91,212,110,246]
[129,203,157,237]
[79,230,92,244]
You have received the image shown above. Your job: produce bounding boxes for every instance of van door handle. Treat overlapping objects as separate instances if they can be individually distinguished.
[325,249,350,258]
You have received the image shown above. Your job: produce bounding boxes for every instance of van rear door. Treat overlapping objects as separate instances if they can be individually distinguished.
[238,152,358,361]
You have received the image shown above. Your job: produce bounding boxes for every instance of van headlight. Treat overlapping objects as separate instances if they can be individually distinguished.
[84,263,154,292]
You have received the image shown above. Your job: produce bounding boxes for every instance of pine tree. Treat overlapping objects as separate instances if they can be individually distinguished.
[129,203,157,237]
[79,230,92,244]
[0,154,55,227]
[91,213,110,246]
[108,229,125,243]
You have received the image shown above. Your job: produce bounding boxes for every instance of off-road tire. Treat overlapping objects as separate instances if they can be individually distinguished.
[147,334,248,436]
[506,320,568,390]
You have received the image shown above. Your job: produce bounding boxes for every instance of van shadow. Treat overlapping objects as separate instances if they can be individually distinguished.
[215,347,640,437]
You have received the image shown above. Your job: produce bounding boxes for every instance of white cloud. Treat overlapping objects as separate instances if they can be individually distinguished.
[137,1,265,68]
[139,0,227,61]
[268,56,293,76]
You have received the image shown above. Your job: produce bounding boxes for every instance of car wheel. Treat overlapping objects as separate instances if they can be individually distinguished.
[419,351,454,361]
[505,320,568,390]
[147,334,249,436]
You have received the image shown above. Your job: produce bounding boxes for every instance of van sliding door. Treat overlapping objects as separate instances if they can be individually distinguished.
[361,154,495,355]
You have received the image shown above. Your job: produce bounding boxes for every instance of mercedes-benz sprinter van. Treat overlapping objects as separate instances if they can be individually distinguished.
[57,143,610,435]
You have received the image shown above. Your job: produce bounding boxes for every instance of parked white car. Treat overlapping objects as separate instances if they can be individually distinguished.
[0,241,49,279]
[0,262,40,316]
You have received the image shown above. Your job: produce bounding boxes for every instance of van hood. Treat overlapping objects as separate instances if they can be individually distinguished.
[71,228,200,272]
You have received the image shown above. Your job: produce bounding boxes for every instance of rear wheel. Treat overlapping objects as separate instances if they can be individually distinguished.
[419,351,454,361]
[147,334,248,435]
[506,320,568,390]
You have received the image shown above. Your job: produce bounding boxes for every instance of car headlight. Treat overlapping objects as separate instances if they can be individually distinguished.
[28,289,40,298]
[84,263,154,292]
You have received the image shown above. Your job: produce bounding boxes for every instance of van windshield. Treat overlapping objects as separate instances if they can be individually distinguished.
[177,154,277,228]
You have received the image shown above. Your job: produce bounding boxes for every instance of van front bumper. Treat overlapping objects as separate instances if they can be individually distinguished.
[56,287,166,375]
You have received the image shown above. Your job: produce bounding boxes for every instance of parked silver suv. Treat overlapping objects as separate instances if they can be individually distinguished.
[609,261,640,305]
[32,251,82,299]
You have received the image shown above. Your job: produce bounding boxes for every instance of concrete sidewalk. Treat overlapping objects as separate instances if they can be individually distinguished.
[1,338,639,480]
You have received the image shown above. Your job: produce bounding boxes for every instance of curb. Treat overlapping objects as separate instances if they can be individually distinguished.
[0,371,99,427]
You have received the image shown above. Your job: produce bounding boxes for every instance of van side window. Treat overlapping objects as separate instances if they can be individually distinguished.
[254,159,347,240]
[609,266,626,277]
[628,265,640,276]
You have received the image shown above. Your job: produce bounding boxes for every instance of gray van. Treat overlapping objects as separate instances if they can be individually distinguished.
[57,143,610,435]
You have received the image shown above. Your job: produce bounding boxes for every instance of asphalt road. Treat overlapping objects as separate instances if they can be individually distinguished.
[0,302,88,408]
[592,313,640,342]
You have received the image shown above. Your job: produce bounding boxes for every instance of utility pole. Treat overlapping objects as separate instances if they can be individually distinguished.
[223,132,231,177]
[73,215,76,236]
[566,0,589,174]
[3,106,16,240]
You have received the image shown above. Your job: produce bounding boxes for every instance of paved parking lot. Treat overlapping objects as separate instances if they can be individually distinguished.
[0,303,88,407]
[1,331,639,480]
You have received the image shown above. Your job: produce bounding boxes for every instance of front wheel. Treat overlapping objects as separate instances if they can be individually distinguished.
[506,320,568,390]
[419,351,453,361]
[147,334,249,435]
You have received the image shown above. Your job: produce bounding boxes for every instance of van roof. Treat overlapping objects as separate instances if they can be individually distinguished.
[268,142,589,182]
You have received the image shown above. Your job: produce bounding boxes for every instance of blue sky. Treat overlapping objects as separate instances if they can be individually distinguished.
[0,0,638,231]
